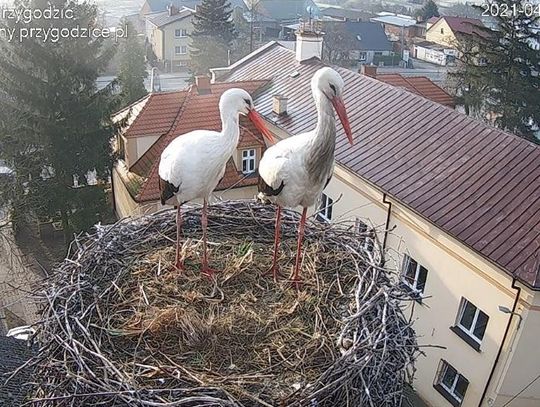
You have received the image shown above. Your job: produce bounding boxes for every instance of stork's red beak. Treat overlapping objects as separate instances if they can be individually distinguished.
[331,96,353,145]
[248,110,275,144]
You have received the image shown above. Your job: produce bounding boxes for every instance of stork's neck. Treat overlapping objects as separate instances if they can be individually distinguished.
[220,109,241,156]
[305,89,336,181]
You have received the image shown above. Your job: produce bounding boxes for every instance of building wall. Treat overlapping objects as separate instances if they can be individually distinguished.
[136,135,160,161]
[323,165,540,407]
[426,19,458,48]
[415,46,447,66]
[0,221,41,332]
[161,17,194,70]
[489,292,540,407]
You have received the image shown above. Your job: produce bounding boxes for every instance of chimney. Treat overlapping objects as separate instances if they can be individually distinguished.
[167,3,177,16]
[360,64,377,78]
[195,75,211,95]
[295,20,324,62]
[272,95,288,115]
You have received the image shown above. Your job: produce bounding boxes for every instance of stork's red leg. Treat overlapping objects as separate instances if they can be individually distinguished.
[175,204,184,271]
[201,199,216,277]
[269,205,282,280]
[292,207,308,289]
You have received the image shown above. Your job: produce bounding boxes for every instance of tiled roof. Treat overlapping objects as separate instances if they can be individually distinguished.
[114,91,189,139]
[144,0,244,13]
[375,74,455,107]
[118,80,269,203]
[333,21,393,51]
[219,42,540,289]
[147,7,193,28]
[0,336,34,406]
[430,16,485,36]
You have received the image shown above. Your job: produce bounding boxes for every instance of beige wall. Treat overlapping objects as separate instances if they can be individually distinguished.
[0,222,41,332]
[149,16,193,66]
[426,19,458,48]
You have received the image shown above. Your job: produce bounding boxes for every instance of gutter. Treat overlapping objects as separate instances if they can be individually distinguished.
[478,278,521,406]
[381,193,392,265]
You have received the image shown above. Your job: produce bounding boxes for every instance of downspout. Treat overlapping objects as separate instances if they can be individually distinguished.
[381,193,392,266]
[478,278,521,407]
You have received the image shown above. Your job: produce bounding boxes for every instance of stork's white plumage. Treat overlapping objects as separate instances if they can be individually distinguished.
[159,88,273,275]
[257,67,353,287]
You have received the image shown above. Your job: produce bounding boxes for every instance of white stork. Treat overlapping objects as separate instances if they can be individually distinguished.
[257,67,353,287]
[159,88,273,276]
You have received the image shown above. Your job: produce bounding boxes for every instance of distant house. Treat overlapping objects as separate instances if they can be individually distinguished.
[246,0,320,40]
[318,4,374,22]
[146,6,194,72]
[140,0,245,17]
[426,16,485,48]
[111,77,270,218]
[370,13,420,42]
[413,40,458,66]
[340,21,393,64]
[358,65,455,108]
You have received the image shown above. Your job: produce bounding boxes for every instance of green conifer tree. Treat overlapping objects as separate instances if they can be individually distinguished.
[117,20,148,106]
[449,0,540,142]
[0,0,117,243]
[190,0,237,74]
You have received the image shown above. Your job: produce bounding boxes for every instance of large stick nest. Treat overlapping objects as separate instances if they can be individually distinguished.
[26,201,418,406]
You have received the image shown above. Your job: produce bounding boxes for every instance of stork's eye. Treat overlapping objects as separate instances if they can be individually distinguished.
[244,98,251,106]
[329,84,337,94]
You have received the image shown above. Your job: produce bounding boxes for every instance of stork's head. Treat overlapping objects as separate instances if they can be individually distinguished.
[312,67,354,145]
[219,88,274,143]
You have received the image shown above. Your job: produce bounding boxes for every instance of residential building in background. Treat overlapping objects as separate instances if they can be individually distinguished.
[111,77,270,218]
[146,6,194,72]
[339,21,393,65]
[426,16,485,49]
[210,32,540,407]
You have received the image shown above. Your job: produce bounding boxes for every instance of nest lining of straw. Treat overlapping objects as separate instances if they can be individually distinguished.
[25,201,418,406]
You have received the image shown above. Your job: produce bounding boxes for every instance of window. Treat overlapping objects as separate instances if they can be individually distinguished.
[175,45,187,55]
[356,219,375,253]
[175,28,188,37]
[374,51,383,56]
[478,57,488,66]
[440,27,444,34]
[358,51,367,61]
[241,149,256,174]
[452,298,489,350]
[434,360,469,406]
[402,255,428,295]
[318,193,333,222]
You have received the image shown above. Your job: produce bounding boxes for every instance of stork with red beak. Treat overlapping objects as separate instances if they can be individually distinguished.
[257,67,353,287]
[159,88,273,276]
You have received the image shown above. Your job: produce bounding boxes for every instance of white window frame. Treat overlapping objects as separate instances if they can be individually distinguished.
[318,193,333,222]
[175,45,187,55]
[402,255,428,294]
[436,360,469,404]
[358,51,367,61]
[241,149,256,174]
[456,298,488,345]
[175,28,188,37]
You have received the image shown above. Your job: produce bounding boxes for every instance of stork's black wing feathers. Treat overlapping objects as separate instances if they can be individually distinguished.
[159,177,179,205]
[258,175,284,196]
[324,175,332,189]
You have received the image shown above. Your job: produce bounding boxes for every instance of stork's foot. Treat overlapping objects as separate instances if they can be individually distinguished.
[167,261,184,273]
[267,264,281,281]
[201,266,219,279]
[291,278,303,291]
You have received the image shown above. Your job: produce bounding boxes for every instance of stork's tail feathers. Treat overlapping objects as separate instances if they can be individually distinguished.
[159,177,179,205]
